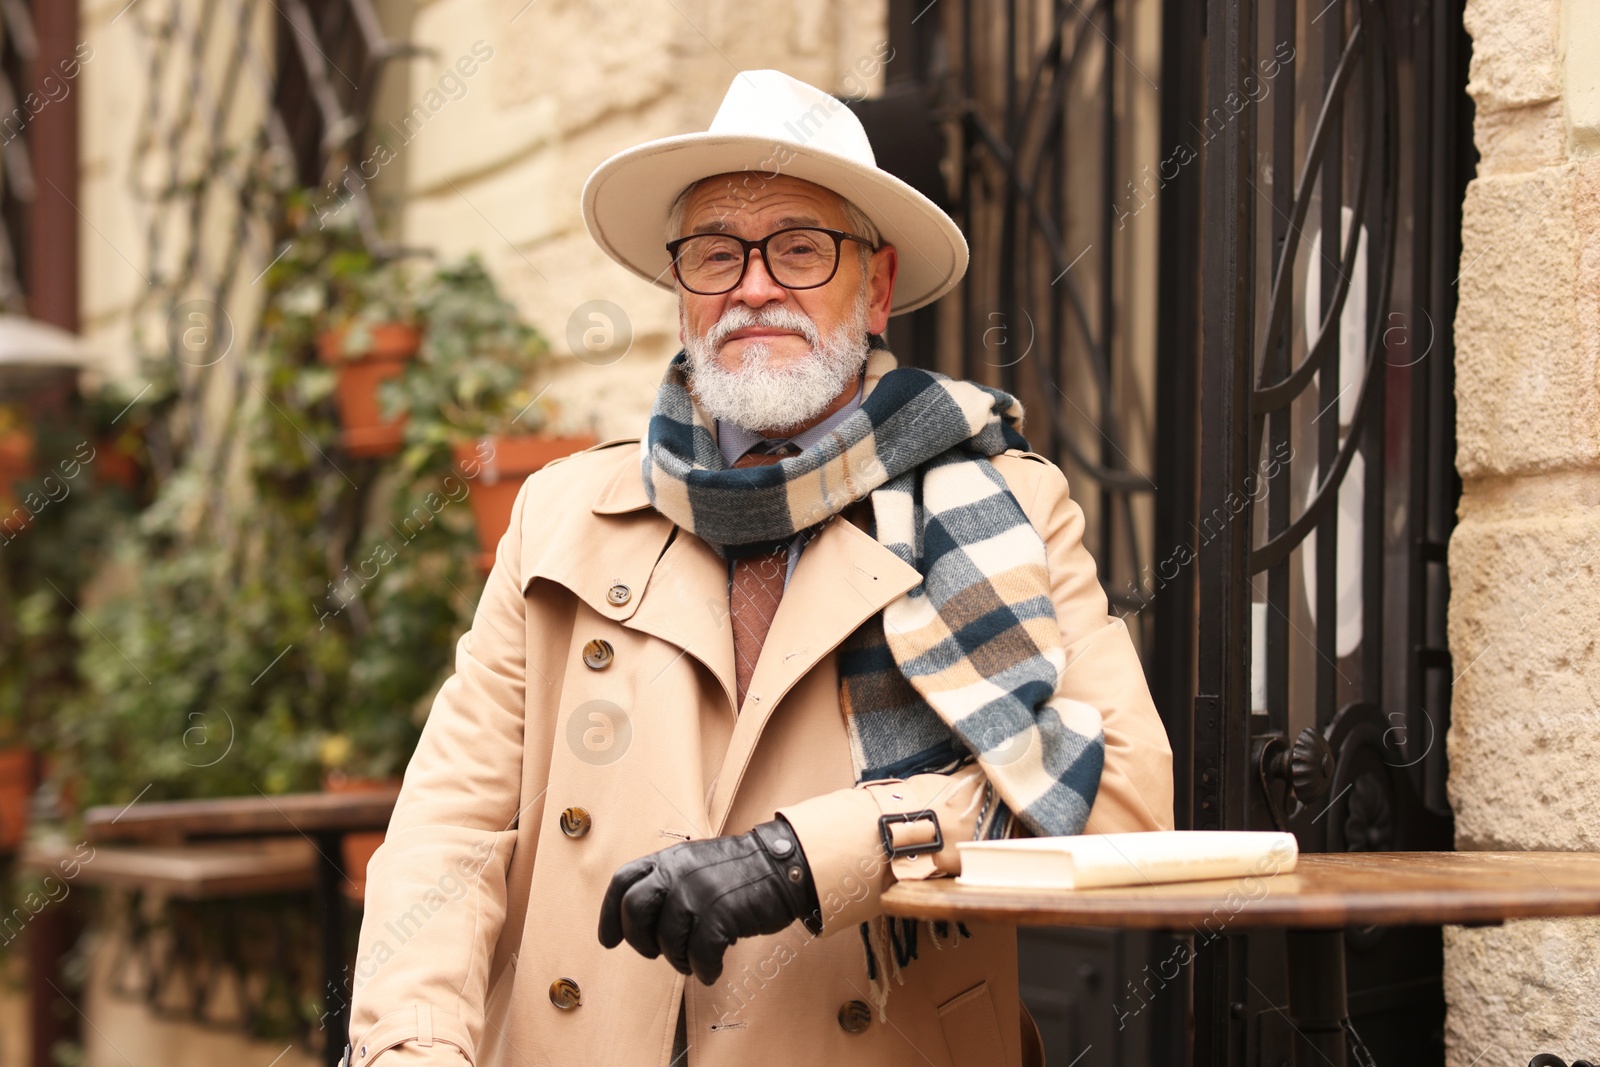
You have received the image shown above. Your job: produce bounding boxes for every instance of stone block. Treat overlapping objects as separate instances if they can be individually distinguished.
[396,0,687,192]
[372,24,548,196]
[79,167,153,327]
[404,149,566,256]
[1447,498,1600,851]
[1445,919,1600,1067]
[81,312,142,386]
[1464,0,1563,112]
[488,0,681,128]
[1454,162,1600,478]
[1473,101,1568,175]
[539,342,677,441]
[489,224,679,358]
[79,14,155,325]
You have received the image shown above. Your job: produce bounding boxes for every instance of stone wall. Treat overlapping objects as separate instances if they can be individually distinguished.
[398,0,891,442]
[1445,0,1600,1062]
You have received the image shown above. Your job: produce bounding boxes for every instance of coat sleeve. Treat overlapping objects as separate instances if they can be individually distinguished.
[345,478,536,1065]
[776,451,1174,936]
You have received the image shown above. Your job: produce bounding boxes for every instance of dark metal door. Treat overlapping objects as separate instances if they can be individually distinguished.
[866,0,1473,1064]
[1192,0,1472,1064]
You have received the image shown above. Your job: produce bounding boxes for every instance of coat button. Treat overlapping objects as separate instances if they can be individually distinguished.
[838,999,872,1033]
[582,639,614,669]
[549,978,582,1010]
[606,583,631,605]
[560,807,592,838]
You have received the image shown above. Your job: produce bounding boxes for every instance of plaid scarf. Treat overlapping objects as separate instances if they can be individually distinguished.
[641,336,1106,1003]
[643,337,1107,1017]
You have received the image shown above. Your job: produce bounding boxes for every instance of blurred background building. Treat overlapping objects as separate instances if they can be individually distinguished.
[0,0,1595,1065]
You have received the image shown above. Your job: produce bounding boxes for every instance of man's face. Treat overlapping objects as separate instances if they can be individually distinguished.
[674,174,897,374]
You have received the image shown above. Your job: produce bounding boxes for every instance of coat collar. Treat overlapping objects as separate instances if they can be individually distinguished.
[591,438,653,515]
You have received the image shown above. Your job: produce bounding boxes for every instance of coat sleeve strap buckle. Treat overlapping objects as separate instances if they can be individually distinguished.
[878,810,942,860]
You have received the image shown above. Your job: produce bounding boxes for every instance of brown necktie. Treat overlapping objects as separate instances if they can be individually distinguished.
[730,443,799,712]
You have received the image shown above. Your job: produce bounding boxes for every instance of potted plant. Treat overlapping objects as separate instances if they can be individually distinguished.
[53,208,471,822]
[316,262,424,458]
[387,257,596,572]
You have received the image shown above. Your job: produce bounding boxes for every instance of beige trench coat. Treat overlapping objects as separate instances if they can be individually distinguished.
[348,435,1173,1067]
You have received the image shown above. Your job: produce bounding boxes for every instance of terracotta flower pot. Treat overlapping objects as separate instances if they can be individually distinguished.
[316,323,422,457]
[0,428,34,536]
[322,770,403,902]
[453,434,598,573]
[0,746,37,851]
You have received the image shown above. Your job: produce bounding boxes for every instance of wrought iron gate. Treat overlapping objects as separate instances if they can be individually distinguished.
[1193,0,1470,1063]
[866,0,1473,1063]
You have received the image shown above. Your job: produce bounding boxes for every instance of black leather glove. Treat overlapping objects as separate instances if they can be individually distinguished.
[597,817,823,985]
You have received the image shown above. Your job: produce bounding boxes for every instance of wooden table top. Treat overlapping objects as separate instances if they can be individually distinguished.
[881,851,1600,930]
[84,789,401,843]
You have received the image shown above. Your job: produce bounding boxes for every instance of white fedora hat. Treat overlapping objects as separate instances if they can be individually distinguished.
[581,69,967,316]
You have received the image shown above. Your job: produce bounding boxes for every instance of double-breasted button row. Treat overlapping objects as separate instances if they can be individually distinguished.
[571,634,607,849]
[549,977,581,1010]
[557,632,607,1021]
[582,639,613,670]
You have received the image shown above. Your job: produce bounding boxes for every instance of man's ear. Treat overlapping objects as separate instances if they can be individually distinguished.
[867,244,898,335]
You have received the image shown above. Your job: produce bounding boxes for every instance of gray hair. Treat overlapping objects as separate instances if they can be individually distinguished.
[664,175,881,272]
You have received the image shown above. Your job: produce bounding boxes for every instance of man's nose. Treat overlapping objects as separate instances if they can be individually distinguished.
[728,249,787,307]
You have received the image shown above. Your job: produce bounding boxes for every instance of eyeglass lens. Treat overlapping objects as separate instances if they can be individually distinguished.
[673,229,840,293]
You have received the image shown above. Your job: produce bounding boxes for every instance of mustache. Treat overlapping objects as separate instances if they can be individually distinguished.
[700,304,820,354]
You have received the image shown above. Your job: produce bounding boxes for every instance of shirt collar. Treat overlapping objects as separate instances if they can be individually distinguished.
[715,373,865,466]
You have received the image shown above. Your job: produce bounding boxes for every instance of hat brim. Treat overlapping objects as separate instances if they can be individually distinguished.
[581,133,968,316]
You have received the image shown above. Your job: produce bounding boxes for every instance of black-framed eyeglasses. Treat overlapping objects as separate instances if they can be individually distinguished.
[665,226,878,296]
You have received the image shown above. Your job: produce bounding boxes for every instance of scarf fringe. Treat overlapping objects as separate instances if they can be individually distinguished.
[862,914,904,1022]
[860,915,974,1020]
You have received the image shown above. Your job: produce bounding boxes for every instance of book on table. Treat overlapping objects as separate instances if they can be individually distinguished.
[954,830,1299,890]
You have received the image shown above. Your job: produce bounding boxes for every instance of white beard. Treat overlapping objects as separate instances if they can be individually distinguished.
[681,289,871,435]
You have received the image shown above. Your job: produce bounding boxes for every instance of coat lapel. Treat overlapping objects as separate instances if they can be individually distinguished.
[586,442,740,714]
[618,525,741,715]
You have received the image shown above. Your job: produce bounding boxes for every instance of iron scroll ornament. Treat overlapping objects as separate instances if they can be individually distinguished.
[1248,0,1399,576]
[949,0,1160,621]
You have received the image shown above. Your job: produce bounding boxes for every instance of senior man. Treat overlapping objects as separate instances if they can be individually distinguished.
[346,70,1172,1067]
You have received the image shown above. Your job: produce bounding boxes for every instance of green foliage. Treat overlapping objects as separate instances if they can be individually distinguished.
[50,195,549,810]
[0,397,143,751]
[385,255,552,467]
